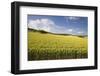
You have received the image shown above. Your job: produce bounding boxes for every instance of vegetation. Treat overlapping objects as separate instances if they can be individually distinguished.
[28,29,88,61]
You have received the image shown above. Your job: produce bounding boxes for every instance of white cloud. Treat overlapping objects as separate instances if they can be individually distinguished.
[28,19,54,32]
[68,17,80,20]
[65,16,80,22]
[77,31,83,34]
[28,18,75,34]
[67,29,73,32]
[28,18,67,34]
[76,31,86,35]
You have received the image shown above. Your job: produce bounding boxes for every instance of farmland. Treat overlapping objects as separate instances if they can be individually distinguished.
[28,29,88,61]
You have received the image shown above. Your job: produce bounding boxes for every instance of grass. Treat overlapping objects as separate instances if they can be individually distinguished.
[28,29,88,61]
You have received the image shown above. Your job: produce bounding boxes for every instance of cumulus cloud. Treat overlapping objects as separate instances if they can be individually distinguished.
[28,18,67,34]
[28,19,55,32]
[28,18,76,34]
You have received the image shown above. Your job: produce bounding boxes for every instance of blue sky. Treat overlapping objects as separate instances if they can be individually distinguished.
[28,15,88,35]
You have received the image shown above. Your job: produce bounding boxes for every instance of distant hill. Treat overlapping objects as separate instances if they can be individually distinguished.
[28,28,87,38]
[28,28,49,33]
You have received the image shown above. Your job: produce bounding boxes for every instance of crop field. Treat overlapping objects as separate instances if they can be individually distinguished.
[28,30,88,61]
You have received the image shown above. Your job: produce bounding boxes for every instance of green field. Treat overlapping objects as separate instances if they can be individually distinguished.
[28,29,88,61]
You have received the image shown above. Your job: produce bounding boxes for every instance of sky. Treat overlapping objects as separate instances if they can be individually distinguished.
[28,15,88,35]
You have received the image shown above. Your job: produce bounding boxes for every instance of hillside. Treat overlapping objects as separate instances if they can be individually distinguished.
[28,28,87,38]
[28,28,88,61]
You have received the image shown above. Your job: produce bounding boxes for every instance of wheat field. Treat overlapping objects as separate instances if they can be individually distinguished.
[28,30,88,61]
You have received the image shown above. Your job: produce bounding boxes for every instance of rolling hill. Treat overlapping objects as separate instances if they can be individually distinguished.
[28,28,88,61]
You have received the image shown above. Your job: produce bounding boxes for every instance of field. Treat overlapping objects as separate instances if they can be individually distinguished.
[28,29,88,61]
